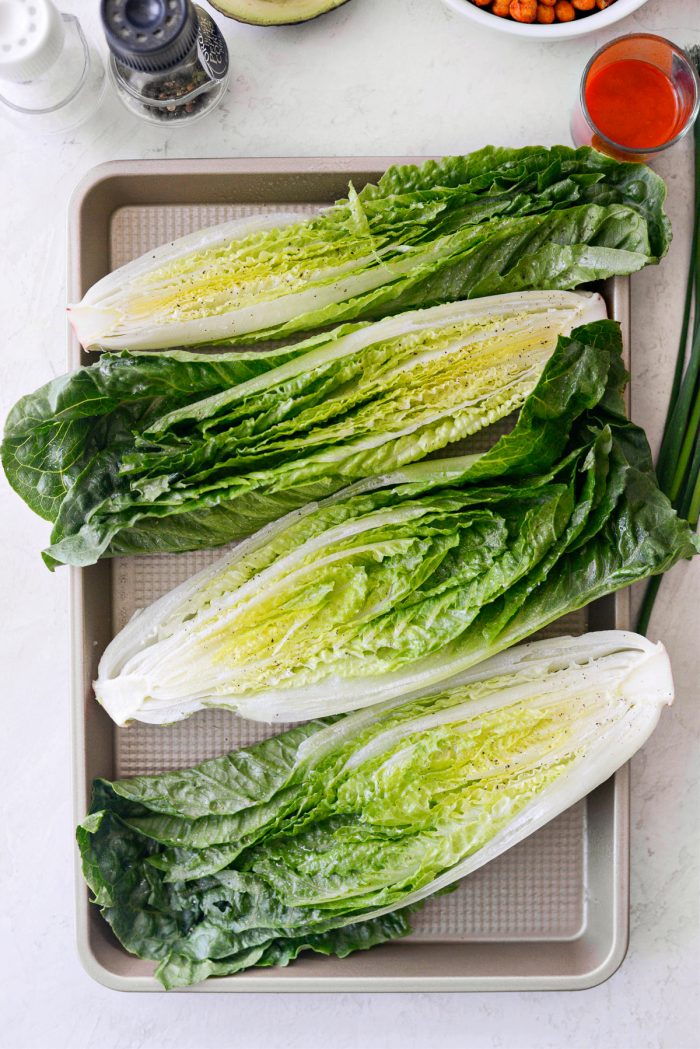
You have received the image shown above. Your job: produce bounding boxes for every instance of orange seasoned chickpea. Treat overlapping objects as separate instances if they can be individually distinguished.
[473,0,492,6]
[572,0,595,9]
[510,0,537,19]
[539,0,557,6]
[537,2,555,20]
[596,0,612,6]
[554,0,575,18]
[491,0,511,14]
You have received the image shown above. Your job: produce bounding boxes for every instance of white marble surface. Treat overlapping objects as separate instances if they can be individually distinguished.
[1,1,698,1046]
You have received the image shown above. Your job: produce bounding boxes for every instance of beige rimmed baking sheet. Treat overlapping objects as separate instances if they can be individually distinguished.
[70,159,630,991]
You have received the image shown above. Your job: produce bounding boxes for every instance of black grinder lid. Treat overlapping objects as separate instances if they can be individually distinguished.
[101,0,198,73]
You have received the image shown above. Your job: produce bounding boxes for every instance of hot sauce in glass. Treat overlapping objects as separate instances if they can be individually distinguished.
[585,59,679,150]
[571,35,700,163]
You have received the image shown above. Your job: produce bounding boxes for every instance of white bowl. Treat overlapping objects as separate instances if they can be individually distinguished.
[440,0,651,40]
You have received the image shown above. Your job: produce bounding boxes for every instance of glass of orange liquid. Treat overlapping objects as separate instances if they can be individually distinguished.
[571,34,700,162]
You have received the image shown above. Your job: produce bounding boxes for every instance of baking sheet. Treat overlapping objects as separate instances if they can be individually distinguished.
[70,159,630,991]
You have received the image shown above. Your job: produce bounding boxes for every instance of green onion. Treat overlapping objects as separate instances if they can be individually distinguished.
[637,45,700,634]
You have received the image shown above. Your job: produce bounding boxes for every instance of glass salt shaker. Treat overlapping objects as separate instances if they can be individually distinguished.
[101,0,229,126]
[0,0,106,133]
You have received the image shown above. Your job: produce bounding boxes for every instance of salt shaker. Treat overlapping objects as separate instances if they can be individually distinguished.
[0,0,106,133]
[101,0,230,126]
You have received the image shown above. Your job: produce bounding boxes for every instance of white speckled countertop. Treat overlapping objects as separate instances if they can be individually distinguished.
[0,1,698,1046]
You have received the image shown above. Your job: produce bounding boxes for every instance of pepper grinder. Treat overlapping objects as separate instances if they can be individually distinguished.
[101,0,230,125]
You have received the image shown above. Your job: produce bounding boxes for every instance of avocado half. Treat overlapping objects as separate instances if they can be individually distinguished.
[209,0,353,25]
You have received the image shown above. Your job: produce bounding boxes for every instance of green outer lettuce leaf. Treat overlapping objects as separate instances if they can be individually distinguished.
[78,630,673,987]
[68,145,670,351]
[0,335,329,524]
[92,320,699,727]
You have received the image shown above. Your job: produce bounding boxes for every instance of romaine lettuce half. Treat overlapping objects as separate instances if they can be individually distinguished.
[2,291,604,568]
[93,320,699,727]
[68,146,670,351]
[79,630,673,988]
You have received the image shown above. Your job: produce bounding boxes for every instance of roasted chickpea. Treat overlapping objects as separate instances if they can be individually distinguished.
[554,0,575,19]
[510,0,537,20]
[471,0,616,21]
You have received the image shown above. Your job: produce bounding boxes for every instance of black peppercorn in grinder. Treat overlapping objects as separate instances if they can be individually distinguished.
[101,0,229,125]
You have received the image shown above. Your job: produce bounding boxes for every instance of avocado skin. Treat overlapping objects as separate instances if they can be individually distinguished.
[209,0,353,26]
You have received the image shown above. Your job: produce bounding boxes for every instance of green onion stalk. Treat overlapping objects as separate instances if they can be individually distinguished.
[637,45,700,634]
